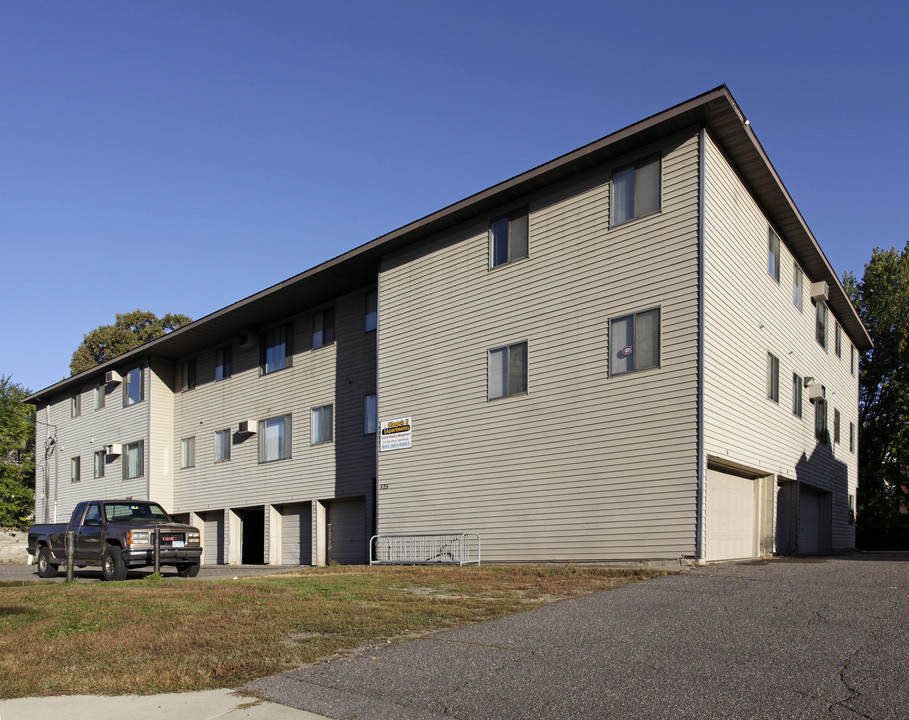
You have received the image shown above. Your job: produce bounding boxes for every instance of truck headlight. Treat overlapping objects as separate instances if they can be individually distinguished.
[128,531,151,546]
[187,532,201,546]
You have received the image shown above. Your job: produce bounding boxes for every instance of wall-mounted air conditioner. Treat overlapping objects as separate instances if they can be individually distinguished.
[238,332,258,349]
[104,443,122,456]
[105,370,122,385]
[810,281,829,302]
[808,384,825,402]
[237,420,257,435]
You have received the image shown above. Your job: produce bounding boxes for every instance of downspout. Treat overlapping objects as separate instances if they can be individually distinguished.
[146,361,151,501]
[44,405,50,523]
[696,127,707,562]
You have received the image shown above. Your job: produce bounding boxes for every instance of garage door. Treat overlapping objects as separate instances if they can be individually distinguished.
[798,486,831,554]
[328,497,366,564]
[200,510,225,565]
[706,469,756,561]
[280,502,312,566]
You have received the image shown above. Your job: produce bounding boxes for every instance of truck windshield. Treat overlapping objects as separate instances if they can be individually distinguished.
[103,503,173,524]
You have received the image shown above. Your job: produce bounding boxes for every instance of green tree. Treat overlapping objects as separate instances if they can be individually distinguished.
[69,310,192,375]
[0,375,35,528]
[843,241,909,547]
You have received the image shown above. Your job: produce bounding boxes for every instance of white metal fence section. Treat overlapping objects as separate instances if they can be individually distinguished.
[369,533,481,566]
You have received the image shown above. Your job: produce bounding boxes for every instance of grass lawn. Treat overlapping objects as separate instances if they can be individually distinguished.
[0,565,666,698]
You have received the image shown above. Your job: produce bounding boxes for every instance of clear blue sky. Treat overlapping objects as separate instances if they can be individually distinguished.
[2,1,907,394]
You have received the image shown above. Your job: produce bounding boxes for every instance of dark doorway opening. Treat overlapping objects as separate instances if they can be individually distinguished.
[238,506,265,564]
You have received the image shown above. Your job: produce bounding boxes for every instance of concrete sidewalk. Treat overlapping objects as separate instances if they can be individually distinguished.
[0,689,328,720]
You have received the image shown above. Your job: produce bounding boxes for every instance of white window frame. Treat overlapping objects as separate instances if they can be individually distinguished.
[609,308,661,376]
[792,373,802,418]
[611,155,661,227]
[489,207,529,268]
[766,353,780,403]
[93,450,106,479]
[181,359,196,392]
[94,381,105,410]
[258,415,292,463]
[767,228,780,282]
[262,325,292,374]
[488,342,528,400]
[215,346,232,381]
[793,262,803,310]
[364,394,377,435]
[312,308,335,349]
[123,440,145,479]
[365,291,377,332]
[180,437,195,469]
[124,366,144,407]
[71,391,81,418]
[214,429,231,463]
[815,301,828,349]
[71,456,81,483]
[311,405,334,445]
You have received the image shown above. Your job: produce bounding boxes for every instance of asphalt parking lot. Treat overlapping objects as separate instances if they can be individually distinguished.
[251,554,909,720]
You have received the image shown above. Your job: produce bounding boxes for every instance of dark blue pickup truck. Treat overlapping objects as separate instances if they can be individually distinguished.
[28,500,203,580]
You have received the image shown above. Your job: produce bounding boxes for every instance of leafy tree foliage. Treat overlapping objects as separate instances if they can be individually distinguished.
[69,310,192,375]
[843,242,909,547]
[0,375,35,528]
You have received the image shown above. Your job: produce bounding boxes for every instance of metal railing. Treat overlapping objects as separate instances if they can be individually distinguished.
[370,533,481,566]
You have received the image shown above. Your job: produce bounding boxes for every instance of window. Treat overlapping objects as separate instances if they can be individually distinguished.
[611,155,661,227]
[214,429,231,462]
[364,394,377,435]
[124,440,145,479]
[311,405,333,444]
[181,359,196,391]
[834,409,841,444]
[488,342,528,399]
[215,346,232,381]
[180,437,195,469]
[835,322,842,358]
[365,291,378,332]
[261,325,292,374]
[124,367,144,406]
[792,374,803,417]
[490,207,529,267]
[93,450,106,479]
[848,494,856,525]
[850,422,855,452]
[94,381,105,410]
[312,309,335,349]
[767,228,780,282]
[851,345,856,376]
[793,263,803,309]
[815,301,828,349]
[258,415,292,463]
[71,391,81,418]
[814,390,828,444]
[766,353,779,403]
[71,456,81,483]
[610,308,660,375]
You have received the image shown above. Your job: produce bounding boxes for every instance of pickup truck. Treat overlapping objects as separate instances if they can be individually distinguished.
[28,500,203,581]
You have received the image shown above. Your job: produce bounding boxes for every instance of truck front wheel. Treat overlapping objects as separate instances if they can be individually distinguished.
[36,547,59,578]
[101,546,128,581]
[176,562,201,578]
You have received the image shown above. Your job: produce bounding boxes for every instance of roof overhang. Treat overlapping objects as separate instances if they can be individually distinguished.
[24,85,871,405]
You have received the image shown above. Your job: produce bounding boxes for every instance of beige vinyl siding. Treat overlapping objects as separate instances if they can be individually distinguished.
[33,365,152,524]
[376,132,701,561]
[171,288,376,518]
[148,358,175,510]
[702,131,859,550]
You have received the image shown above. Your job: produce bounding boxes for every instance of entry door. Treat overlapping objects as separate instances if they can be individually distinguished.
[706,469,756,561]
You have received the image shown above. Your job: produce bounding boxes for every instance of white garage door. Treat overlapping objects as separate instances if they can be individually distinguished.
[280,502,312,566]
[706,469,756,561]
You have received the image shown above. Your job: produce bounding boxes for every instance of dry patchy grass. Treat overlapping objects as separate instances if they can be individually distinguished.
[0,565,665,698]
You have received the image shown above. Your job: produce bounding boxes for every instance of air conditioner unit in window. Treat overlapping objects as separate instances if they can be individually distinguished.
[237,420,257,435]
[104,443,122,456]
[105,370,122,385]
[238,332,258,349]
[810,281,829,302]
[808,384,825,402]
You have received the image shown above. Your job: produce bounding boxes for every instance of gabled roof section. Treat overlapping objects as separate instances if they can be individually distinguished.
[25,85,871,404]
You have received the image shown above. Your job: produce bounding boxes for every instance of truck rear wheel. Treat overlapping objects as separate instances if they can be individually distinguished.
[36,547,59,578]
[101,546,128,581]
[177,562,200,578]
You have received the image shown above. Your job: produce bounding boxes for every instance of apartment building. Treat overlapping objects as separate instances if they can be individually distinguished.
[26,86,871,564]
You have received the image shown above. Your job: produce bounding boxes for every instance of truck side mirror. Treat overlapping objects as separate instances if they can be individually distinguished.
[83,518,101,527]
